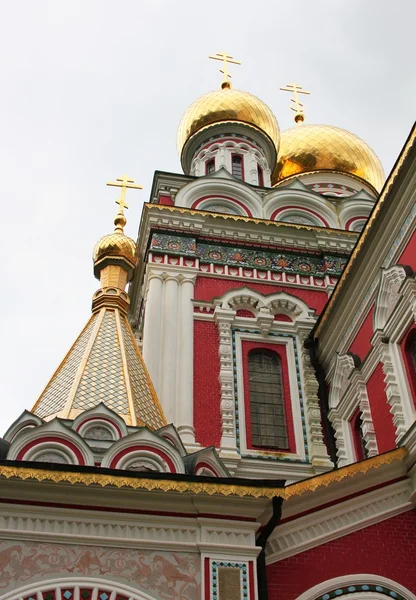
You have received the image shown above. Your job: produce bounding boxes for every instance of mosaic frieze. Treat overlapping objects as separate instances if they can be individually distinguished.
[150,233,347,276]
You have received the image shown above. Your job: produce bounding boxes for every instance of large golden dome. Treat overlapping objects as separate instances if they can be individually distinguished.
[177,87,280,156]
[273,124,384,192]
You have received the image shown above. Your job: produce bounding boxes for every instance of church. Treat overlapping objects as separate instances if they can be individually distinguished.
[1,53,415,600]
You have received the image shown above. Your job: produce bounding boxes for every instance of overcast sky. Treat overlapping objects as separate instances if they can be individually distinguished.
[0,0,415,429]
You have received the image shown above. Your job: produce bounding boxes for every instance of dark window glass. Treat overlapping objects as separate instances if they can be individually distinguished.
[206,159,215,175]
[257,165,264,187]
[353,413,368,460]
[248,349,288,448]
[232,155,243,179]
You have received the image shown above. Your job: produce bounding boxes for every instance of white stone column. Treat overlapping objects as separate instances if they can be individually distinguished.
[298,329,333,471]
[176,274,197,446]
[160,275,179,424]
[142,272,164,396]
[214,307,240,470]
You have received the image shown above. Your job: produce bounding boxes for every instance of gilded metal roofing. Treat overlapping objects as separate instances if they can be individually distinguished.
[93,230,137,263]
[177,87,280,155]
[32,308,166,428]
[272,124,385,192]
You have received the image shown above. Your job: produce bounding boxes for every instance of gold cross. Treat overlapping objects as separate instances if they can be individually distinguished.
[106,174,143,214]
[209,51,241,88]
[280,82,311,123]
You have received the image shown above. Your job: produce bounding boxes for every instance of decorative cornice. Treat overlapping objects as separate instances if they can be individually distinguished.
[267,479,412,563]
[143,203,358,236]
[315,126,416,336]
[0,464,284,499]
[285,447,407,498]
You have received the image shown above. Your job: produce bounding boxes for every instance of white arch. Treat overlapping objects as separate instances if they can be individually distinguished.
[373,265,409,331]
[295,574,416,600]
[1,577,157,600]
[217,287,315,320]
[174,175,263,217]
[263,188,339,227]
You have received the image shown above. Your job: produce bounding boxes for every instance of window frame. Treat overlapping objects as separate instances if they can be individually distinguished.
[231,153,244,180]
[257,164,264,187]
[235,332,304,459]
[248,348,288,450]
[206,158,215,175]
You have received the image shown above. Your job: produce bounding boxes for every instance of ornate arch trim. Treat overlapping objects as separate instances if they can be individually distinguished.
[295,575,416,600]
[1,577,157,600]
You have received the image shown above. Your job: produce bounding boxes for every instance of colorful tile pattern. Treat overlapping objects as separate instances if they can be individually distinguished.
[211,561,248,600]
[150,233,348,277]
[317,584,405,600]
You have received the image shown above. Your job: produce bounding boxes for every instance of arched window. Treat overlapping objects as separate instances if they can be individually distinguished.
[232,154,244,179]
[206,158,215,175]
[351,410,368,461]
[248,349,288,448]
[257,164,264,187]
[404,329,416,404]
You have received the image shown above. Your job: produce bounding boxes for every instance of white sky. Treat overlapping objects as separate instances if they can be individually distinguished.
[1,0,415,430]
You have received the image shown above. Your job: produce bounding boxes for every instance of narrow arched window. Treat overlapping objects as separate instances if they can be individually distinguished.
[351,410,368,461]
[206,158,215,175]
[404,329,416,404]
[232,154,243,179]
[248,349,288,448]
[257,164,264,187]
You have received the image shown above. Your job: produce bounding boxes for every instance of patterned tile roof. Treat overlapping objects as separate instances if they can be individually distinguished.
[32,308,166,428]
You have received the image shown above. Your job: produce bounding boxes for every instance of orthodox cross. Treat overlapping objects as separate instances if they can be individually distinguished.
[106,175,143,214]
[209,51,241,87]
[280,82,311,123]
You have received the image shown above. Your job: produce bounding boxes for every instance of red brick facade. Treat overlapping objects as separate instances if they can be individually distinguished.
[267,510,416,600]
[193,320,222,447]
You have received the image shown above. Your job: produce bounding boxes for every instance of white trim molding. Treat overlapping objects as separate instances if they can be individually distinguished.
[266,479,412,564]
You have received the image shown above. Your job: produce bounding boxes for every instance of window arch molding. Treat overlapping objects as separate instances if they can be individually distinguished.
[263,189,338,227]
[295,574,416,600]
[1,577,158,600]
[174,177,263,217]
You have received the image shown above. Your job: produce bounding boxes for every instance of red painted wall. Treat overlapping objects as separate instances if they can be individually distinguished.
[398,231,416,266]
[348,305,375,361]
[193,320,222,447]
[242,340,296,453]
[194,277,329,314]
[400,324,416,406]
[267,510,416,600]
[366,363,396,452]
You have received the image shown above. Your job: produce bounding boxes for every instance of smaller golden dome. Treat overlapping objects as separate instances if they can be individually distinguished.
[93,230,137,264]
[177,87,280,157]
[273,124,384,192]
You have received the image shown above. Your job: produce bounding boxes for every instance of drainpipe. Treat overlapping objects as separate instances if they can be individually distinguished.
[256,496,283,600]
[305,336,338,466]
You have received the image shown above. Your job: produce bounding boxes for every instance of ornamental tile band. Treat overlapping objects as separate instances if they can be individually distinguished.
[150,233,348,276]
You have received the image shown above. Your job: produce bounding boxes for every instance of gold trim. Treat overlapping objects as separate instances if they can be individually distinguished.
[285,447,407,498]
[31,314,97,414]
[144,203,358,237]
[0,464,283,498]
[315,127,416,336]
[0,448,406,499]
[121,313,167,427]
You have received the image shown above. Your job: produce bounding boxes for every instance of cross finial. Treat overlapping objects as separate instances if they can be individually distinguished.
[106,175,142,232]
[209,51,241,89]
[280,82,311,123]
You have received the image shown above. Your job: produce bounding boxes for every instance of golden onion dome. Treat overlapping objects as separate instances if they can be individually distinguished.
[177,86,280,157]
[93,214,137,264]
[273,124,384,192]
